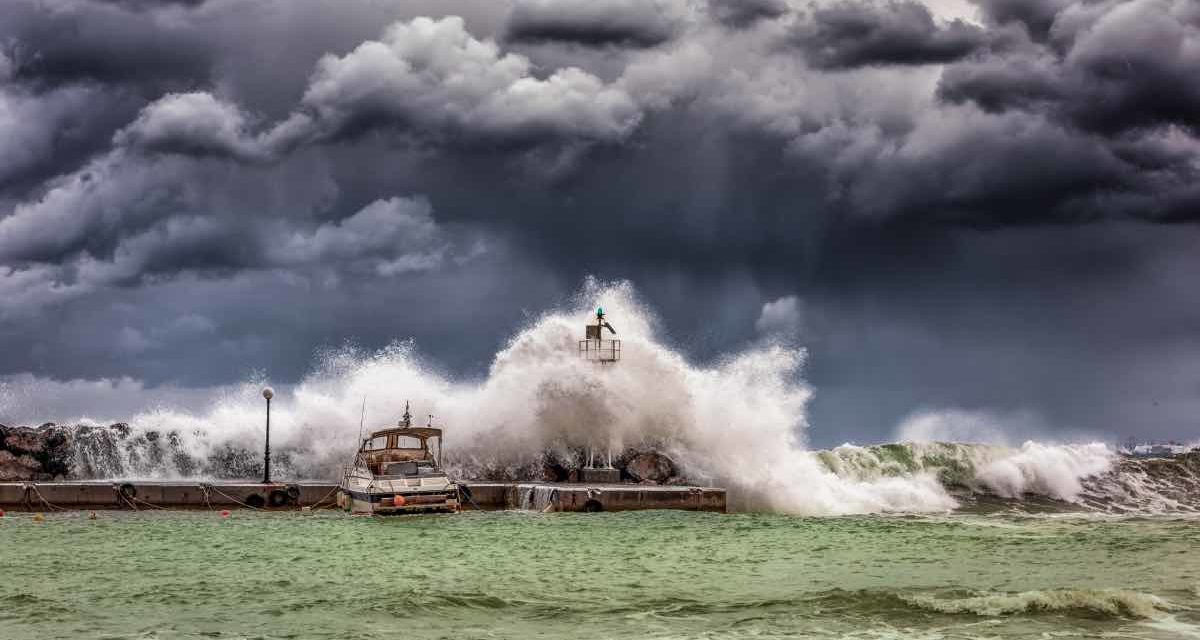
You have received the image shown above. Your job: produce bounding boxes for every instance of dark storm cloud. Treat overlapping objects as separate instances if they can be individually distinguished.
[3,0,1200,443]
[793,0,990,69]
[970,0,1073,41]
[503,0,684,48]
[941,0,1200,136]
[1,0,213,88]
[707,0,788,28]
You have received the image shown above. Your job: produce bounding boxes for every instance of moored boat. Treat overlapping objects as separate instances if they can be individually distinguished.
[337,404,458,515]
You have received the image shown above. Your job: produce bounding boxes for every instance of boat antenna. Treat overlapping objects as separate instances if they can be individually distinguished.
[400,401,412,428]
[356,396,367,443]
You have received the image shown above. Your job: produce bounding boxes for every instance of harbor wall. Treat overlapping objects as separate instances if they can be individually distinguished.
[0,481,726,513]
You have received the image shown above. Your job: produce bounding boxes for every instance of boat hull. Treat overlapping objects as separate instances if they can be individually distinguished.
[337,487,459,515]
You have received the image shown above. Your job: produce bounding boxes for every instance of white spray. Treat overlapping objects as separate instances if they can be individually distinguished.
[9,280,1131,515]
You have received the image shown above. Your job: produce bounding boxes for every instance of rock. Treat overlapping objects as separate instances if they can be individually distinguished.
[0,423,74,480]
[541,460,569,482]
[0,450,43,481]
[624,452,676,484]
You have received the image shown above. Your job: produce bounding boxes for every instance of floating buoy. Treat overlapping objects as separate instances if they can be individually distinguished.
[0,508,6,518]
[393,495,407,507]
[87,511,98,520]
[33,513,45,522]
[220,510,231,518]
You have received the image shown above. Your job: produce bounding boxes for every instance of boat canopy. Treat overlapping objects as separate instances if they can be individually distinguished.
[366,426,442,441]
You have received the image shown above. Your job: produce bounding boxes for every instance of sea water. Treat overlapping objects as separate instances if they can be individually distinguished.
[2,510,1199,639]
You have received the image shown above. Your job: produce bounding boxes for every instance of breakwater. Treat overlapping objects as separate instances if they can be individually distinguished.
[0,481,726,513]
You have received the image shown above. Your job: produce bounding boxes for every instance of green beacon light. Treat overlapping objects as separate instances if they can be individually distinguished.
[580,305,620,362]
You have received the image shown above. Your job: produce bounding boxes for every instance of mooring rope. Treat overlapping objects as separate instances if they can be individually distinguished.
[29,484,67,512]
[117,490,139,511]
[128,494,168,510]
[454,480,483,511]
[309,484,340,508]
[206,485,265,511]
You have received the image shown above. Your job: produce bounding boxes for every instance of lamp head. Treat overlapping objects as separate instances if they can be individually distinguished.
[262,387,275,400]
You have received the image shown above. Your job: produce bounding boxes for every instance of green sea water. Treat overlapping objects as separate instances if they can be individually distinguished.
[3,510,1199,639]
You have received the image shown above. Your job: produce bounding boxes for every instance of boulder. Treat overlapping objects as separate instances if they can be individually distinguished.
[624,451,676,484]
[0,423,74,480]
[0,450,43,481]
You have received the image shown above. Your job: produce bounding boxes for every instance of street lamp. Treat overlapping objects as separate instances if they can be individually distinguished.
[262,387,274,484]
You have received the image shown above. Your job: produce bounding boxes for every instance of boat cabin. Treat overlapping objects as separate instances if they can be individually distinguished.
[358,426,444,477]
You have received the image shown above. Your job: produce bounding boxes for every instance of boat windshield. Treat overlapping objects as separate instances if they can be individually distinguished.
[364,435,428,452]
[381,460,443,477]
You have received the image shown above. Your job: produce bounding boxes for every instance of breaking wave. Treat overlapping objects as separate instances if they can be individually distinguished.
[5,280,1198,515]
[898,588,1173,619]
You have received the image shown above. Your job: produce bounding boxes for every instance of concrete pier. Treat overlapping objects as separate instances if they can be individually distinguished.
[2,481,340,510]
[465,482,725,513]
[0,481,725,513]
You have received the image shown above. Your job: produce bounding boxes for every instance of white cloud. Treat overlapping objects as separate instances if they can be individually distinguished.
[115,92,269,161]
[268,16,643,149]
[271,196,449,276]
[755,295,804,336]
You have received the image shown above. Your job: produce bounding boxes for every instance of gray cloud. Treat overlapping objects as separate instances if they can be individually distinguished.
[2,0,213,88]
[756,295,804,337]
[708,0,788,28]
[793,0,990,69]
[940,0,1200,137]
[266,16,643,153]
[504,0,685,48]
[114,92,270,162]
[2,0,1200,445]
[970,0,1073,41]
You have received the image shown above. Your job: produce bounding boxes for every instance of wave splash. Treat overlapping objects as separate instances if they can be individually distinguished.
[13,280,1198,515]
[816,441,1200,513]
[899,588,1174,619]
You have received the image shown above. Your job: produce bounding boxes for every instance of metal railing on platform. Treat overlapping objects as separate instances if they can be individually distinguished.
[578,338,620,363]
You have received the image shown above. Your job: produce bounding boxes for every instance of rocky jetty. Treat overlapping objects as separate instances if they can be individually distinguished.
[0,422,691,485]
[0,422,280,481]
[0,423,75,480]
[467,447,689,485]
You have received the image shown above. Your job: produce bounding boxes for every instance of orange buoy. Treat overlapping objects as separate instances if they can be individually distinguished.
[87,511,98,520]
[220,510,231,518]
[394,495,407,507]
[33,513,45,522]
[0,508,6,517]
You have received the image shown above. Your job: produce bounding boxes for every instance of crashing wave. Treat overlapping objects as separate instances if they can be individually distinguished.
[816,441,1200,513]
[3,280,1197,515]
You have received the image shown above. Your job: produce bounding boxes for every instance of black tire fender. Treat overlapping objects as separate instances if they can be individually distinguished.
[268,489,289,508]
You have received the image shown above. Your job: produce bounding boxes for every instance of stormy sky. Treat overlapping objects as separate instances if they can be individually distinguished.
[2,0,1199,446]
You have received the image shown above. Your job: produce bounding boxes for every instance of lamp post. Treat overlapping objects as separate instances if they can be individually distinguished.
[262,387,274,484]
